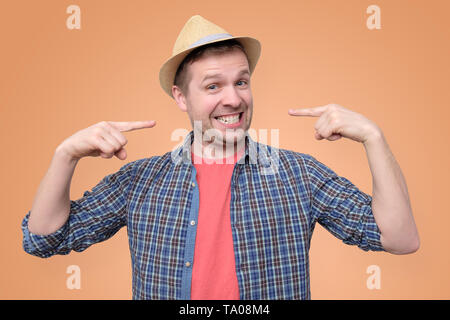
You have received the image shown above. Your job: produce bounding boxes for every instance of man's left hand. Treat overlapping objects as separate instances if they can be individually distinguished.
[288,103,382,144]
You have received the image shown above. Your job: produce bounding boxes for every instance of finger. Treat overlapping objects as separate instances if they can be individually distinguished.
[94,136,116,158]
[313,111,331,139]
[319,116,343,141]
[114,148,127,160]
[100,131,123,152]
[104,125,128,147]
[109,130,128,160]
[314,131,323,140]
[109,120,156,132]
[327,134,342,141]
[288,106,329,117]
[313,110,330,131]
[316,115,333,140]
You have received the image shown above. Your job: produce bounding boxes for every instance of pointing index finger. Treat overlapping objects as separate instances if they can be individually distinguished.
[288,106,328,117]
[109,120,156,132]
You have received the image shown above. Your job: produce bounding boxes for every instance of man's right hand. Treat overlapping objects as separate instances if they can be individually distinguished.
[57,120,156,161]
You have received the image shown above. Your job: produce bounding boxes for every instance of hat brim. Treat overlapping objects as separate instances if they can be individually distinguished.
[159,36,261,99]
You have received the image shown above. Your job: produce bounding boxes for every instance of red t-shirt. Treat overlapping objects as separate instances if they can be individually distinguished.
[190,146,245,300]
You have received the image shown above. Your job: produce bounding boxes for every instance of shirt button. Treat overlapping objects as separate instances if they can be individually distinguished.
[185,261,191,267]
[191,182,196,187]
[190,220,196,226]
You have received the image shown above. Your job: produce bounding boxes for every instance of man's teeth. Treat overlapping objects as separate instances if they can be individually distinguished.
[216,114,240,124]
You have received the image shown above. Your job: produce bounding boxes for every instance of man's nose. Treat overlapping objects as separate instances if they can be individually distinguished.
[221,85,242,108]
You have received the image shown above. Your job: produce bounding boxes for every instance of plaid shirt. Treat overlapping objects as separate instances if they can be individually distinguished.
[22,130,385,299]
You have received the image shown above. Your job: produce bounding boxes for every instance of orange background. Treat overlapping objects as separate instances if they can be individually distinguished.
[1,0,449,299]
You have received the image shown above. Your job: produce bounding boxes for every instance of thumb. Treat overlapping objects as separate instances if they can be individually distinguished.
[115,148,127,160]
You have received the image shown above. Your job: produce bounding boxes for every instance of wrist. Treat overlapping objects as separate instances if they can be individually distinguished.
[363,127,384,148]
[55,143,79,165]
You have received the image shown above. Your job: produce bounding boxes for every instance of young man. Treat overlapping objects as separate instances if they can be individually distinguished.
[22,15,419,300]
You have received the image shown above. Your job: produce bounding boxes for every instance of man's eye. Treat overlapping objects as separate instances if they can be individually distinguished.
[237,80,248,86]
[207,84,217,90]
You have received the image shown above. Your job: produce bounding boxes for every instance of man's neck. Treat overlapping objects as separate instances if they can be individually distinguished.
[191,135,246,161]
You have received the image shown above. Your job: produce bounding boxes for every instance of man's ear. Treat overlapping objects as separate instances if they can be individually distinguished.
[172,85,187,112]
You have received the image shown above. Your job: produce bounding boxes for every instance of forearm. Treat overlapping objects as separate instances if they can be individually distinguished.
[363,131,420,254]
[28,145,79,235]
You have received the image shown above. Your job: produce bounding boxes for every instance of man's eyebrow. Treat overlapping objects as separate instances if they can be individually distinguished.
[201,69,250,83]
[238,69,250,77]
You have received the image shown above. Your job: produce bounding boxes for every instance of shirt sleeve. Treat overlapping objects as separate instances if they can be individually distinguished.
[303,154,386,252]
[21,158,144,258]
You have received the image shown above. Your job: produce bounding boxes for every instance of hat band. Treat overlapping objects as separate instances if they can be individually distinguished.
[188,33,233,49]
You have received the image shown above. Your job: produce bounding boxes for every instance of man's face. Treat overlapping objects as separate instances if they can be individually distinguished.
[173,48,253,150]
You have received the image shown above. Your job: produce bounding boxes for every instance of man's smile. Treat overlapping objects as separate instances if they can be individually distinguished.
[213,112,244,128]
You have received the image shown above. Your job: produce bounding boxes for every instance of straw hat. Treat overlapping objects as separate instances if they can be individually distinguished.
[159,15,261,99]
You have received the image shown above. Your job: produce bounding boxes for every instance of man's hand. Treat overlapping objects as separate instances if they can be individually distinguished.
[57,120,157,161]
[289,103,420,254]
[288,104,382,144]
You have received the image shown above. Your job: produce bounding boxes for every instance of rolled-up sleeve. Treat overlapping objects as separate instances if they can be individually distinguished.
[304,154,385,252]
[21,159,144,258]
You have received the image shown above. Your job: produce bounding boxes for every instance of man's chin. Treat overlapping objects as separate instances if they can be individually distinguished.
[202,126,242,140]
[218,129,247,144]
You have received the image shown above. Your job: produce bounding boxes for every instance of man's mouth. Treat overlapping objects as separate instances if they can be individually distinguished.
[214,112,243,125]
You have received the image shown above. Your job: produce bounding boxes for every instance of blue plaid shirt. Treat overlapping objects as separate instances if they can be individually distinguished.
[22,130,385,299]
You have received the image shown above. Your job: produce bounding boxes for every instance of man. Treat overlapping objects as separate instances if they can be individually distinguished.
[22,15,419,300]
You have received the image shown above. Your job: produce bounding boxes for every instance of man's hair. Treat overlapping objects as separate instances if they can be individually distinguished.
[173,39,249,97]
